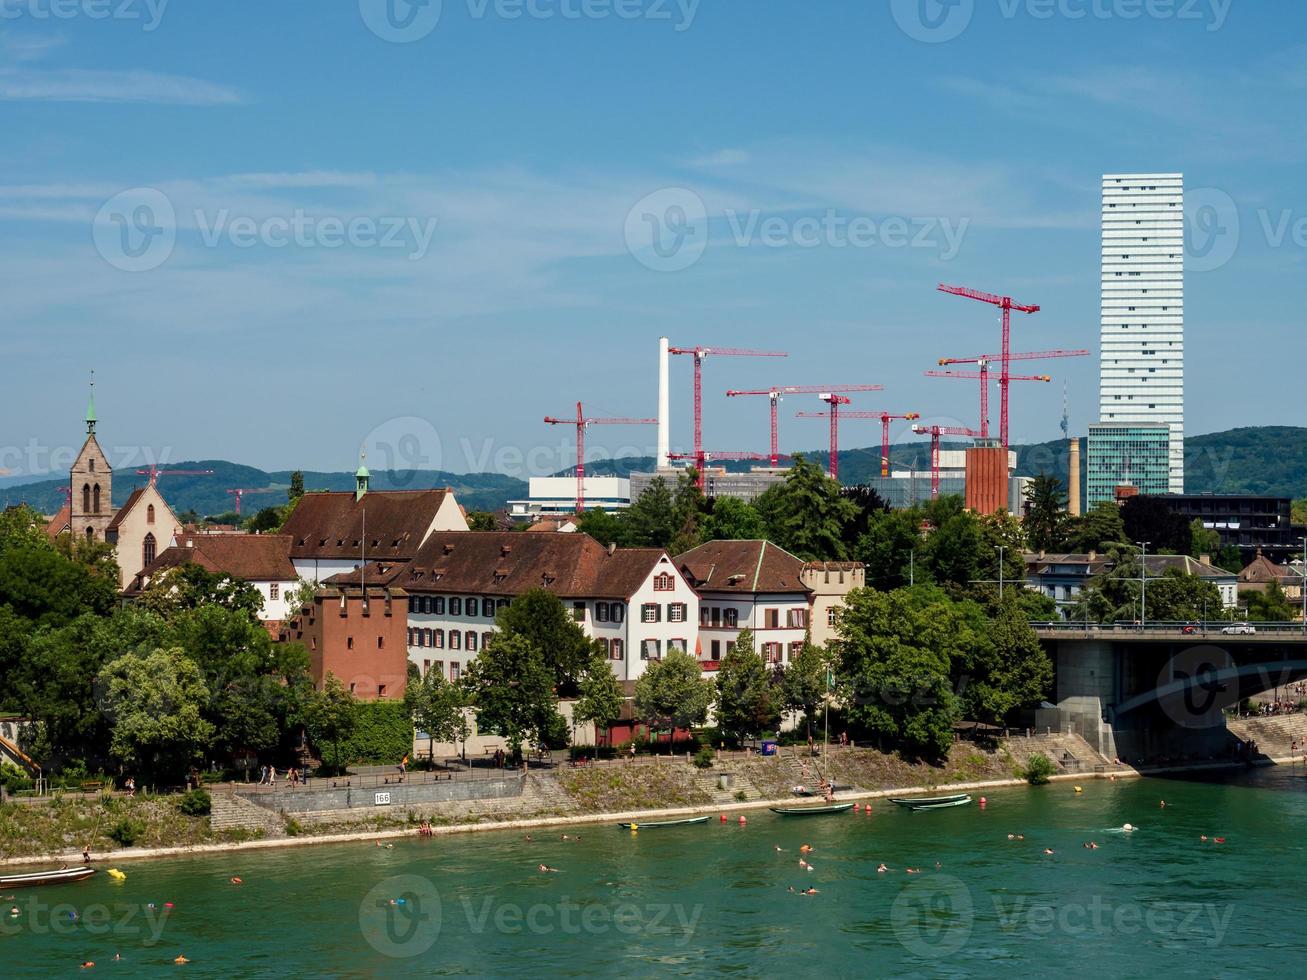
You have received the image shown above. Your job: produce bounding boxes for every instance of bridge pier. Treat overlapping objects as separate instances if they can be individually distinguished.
[1053,641,1119,761]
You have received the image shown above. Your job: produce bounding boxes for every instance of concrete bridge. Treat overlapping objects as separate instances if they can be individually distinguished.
[1031,622,1307,761]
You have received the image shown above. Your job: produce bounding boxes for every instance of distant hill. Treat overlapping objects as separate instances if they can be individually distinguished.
[5,427,1302,518]
[0,461,527,517]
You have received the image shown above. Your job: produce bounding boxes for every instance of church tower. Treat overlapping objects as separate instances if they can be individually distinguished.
[69,374,113,542]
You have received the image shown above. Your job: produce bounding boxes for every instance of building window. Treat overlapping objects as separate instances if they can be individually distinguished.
[423,659,430,674]
[89,457,95,472]
[92,484,101,514]
[147,503,155,524]
[450,662,460,682]
[269,583,280,600]
[827,607,839,627]
[466,597,477,615]
[724,608,738,628]
[573,602,586,622]
[596,602,610,623]
[450,597,462,616]
[764,609,779,629]
[641,639,661,660]
[408,628,415,646]
[434,629,444,649]
[611,604,624,624]
[597,638,609,658]
[641,603,661,623]
[378,636,385,649]
[496,598,510,612]
[787,609,808,629]
[465,631,477,652]
[669,603,687,623]
[82,484,90,513]
[654,573,674,591]
[610,638,624,661]
[762,642,782,664]
[449,631,461,650]
[482,598,495,618]
[378,684,387,698]
[142,533,156,567]
[710,607,722,628]
[788,641,804,661]
[711,640,721,659]
[347,637,354,650]
[482,631,493,649]
[434,596,446,615]
[668,638,687,654]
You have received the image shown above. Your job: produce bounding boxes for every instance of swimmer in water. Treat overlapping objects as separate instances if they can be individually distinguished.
[877,863,889,873]
[799,844,814,853]
[81,962,94,969]
[802,887,819,896]
[174,954,189,964]
[905,868,921,874]
[1200,835,1209,842]
[1159,801,1167,808]
[229,877,242,885]
[538,864,560,873]
[1214,837,1226,844]
[1043,848,1055,855]
[774,845,785,852]
[523,835,534,842]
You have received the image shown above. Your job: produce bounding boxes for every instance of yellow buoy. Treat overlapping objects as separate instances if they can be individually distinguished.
[107,868,126,880]
[1074,786,1083,793]
[630,823,638,830]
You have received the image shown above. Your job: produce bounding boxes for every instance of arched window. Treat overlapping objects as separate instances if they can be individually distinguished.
[92,484,101,514]
[142,533,156,567]
[147,504,155,524]
[85,526,95,542]
[82,484,91,513]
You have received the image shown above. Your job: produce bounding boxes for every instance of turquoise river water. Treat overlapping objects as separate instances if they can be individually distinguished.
[4,768,1307,977]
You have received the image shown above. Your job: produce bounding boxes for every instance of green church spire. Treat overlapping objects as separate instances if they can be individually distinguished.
[86,370,97,434]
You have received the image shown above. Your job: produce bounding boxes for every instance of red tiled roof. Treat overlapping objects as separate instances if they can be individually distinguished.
[133,533,296,588]
[106,487,145,532]
[45,503,70,541]
[280,490,452,562]
[384,532,670,600]
[675,540,810,594]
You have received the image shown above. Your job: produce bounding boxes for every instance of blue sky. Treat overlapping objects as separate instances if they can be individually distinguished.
[1,0,1303,481]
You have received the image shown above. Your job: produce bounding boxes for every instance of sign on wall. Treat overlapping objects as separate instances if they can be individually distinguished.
[375,792,391,806]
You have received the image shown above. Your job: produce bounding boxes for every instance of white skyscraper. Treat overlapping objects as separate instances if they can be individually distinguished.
[1098,173,1185,493]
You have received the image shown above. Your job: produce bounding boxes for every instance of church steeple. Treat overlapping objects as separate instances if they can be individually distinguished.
[355,450,370,501]
[86,370,97,435]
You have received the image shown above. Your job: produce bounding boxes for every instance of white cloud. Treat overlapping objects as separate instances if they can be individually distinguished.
[0,67,243,104]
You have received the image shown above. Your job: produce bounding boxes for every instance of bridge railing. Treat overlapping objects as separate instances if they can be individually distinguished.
[1032,620,1307,636]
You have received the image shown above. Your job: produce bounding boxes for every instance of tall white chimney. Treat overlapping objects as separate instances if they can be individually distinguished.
[657,336,670,469]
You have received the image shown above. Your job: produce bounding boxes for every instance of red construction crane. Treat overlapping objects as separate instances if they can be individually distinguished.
[668,451,787,464]
[544,401,657,514]
[911,424,981,498]
[924,360,1051,438]
[669,346,787,485]
[937,284,1041,448]
[226,487,277,516]
[136,465,215,486]
[935,348,1088,438]
[725,384,883,467]
[797,411,922,479]
[792,394,858,482]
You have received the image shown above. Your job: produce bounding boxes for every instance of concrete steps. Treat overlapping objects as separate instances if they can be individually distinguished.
[211,791,284,836]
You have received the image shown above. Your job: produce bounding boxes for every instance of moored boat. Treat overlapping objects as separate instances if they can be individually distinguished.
[769,802,856,816]
[888,793,971,809]
[617,815,711,829]
[0,867,96,889]
[907,796,972,811]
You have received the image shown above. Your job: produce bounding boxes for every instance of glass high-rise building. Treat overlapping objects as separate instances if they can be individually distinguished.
[1085,422,1171,505]
[1097,173,1184,493]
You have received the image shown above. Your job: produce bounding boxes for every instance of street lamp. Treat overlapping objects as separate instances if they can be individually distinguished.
[1137,541,1150,629]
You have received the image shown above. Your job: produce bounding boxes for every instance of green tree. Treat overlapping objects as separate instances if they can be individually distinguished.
[756,454,858,560]
[0,542,119,628]
[1189,520,1222,560]
[923,510,985,589]
[1069,562,1224,624]
[572,650,625,740]
[466,511,497,531]
[714,629,776,741]
[576,508,630,549]
[137,563,264,621]
[956,599,1052,725]
[633,649,714,734]
[779,640,831,740]
[625,477,678,549]
[856,508,924,591]
[245,507,283,534]
[496,589,595,693]
[1294,498,1307,526]
[1246,582,1297,622]
[1024,475,1067,552]
[835,587,963,760]
[98,646,214,783]
[0,504,52,552]
[701,496,767,542]
[1063,501,1129,554]
[461,633,562,758]
[405,666,468,760]
[288,470,305,502]
[669,470,707,555]
[305,674,359,772]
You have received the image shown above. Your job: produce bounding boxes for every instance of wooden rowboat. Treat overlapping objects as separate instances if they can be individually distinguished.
[0,867,96,889]
[617,815,711,829]
[908,797,972,811]
[769,802,856,816]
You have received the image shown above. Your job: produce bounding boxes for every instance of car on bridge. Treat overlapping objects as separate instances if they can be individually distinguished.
[1221,622,1257,635]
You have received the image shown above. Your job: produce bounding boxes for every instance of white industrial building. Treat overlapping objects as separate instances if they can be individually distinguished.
[1098,173,1185,493]
[508,476,632,519]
